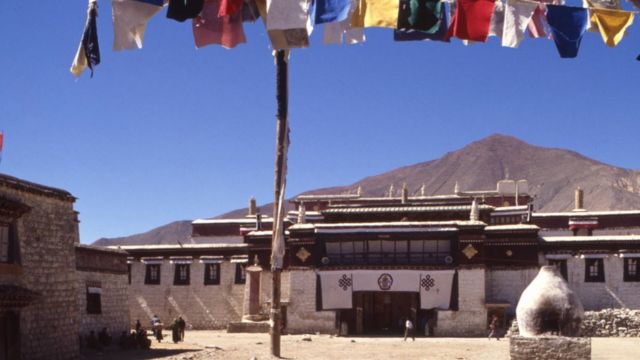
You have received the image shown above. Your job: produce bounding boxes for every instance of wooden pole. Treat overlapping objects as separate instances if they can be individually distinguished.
[270,49,288,358]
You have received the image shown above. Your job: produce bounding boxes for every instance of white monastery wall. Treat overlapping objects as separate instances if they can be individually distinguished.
[286,269,335,334]
[486,268,539,314]
[128,260,244,330]
[437,268,487,337]
[77,271,129,339]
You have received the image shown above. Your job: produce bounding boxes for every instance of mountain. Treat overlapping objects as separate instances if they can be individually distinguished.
[92,134,640,246]
[92,220,192,247]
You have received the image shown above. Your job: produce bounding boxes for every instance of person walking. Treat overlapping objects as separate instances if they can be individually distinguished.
[488,315,500,340]
[403,318,415,341]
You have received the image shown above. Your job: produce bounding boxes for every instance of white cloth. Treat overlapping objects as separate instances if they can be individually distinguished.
[324,0,366,45]
[488,0,505,38]
[405,320,414,329]
[112,0,165,51]
[319,272,353,309]
[419,270,455,310]
[501,0,538,48]
[266,0,314,49]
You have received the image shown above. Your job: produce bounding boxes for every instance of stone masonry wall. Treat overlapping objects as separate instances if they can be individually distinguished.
[129,260,245,329]
[77,271,129,340]
[437,268,487,337]
[285,269,335,334]
[485,268,539,315]
[0,184,81,360]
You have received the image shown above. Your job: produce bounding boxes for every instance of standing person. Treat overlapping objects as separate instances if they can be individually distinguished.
[135,319,142,333]
[172,318,181,343]
[151,315,163,343]
[177,316,186,341]
[403,318,415,341]
[488,315,500,340]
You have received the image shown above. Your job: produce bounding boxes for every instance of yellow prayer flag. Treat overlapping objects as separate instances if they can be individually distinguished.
[590,8,634,47]
[351,0,399,29]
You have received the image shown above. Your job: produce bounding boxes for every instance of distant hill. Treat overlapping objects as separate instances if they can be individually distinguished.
[93,134,640,246]
[92,220,192,247]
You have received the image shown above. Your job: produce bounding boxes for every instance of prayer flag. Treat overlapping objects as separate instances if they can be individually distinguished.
[351,0,400,29]
[445,0,496,42]
[0,131,4,164]
[590,8,634,47]
[546,5,588,58]
[70,0,101,77]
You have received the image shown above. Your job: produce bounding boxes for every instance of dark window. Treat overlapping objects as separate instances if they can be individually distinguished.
[235,264,246,284]
[204,264,220,285]
[86,287,102,314]
[144,264,161,285]
[127,264,131,285]
[0,223,18,264]
[548,259,568,280]
[584,258,605,282]
[324,239,452,266]
[174,264,190,285]
[624,258,640,282]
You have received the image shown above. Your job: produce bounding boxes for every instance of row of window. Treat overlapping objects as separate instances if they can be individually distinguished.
[325,239,452,265]
[548,258,640,282]
[132,263,247,286]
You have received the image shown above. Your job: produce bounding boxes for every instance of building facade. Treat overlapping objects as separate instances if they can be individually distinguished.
[120,181,640,336]
[0,174,129,360]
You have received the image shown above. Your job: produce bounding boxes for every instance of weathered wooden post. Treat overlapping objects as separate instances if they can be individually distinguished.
[270,48,288,358]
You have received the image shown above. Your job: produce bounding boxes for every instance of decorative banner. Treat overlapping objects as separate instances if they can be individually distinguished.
[319,269,456,310]
[419,270,455,309]
[319,271,353,309]
[0,130,3,164]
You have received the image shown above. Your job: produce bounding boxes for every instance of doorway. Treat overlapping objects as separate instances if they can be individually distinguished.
[353,292,418,335]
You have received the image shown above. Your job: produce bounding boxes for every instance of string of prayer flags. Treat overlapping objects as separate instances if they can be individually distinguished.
[502,0,538,48]
[112,0,165,50]
[315,0,353,24]
[167,0,204,22]
[324,0,366,44]
[445,0,496,42]
[590,8,634,47]
[71,0,100,77]
[351,0,400,29]
[546,4,589,58]
[266,0,314,49]
[193,0,247,48]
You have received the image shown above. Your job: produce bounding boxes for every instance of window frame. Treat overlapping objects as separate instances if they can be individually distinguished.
[173,264,190,286]
[204,263,221,285]
[623,258,640,282]
[235,263,246,284]
[86,287,102,315]
[584,258,605,283]
[144,264,161,285]
[0,223,18,264]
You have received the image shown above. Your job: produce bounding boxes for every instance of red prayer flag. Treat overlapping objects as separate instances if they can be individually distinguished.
[446,0,496,42]
[218,0,243,17]
[0,131,3,163]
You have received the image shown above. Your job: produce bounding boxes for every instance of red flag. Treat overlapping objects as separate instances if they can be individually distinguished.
[445,0,495,42]
[0,131,3,162]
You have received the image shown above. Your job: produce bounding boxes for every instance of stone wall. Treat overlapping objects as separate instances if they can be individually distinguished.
[0,180,81,360]
[77,271,129,340]
[510,336,591,360]
[581,308,640,337]
[437,268,487,337]
[562,257,640,310]
[128,260,245,329]
[485,267,539,315]
[285,269,335,334]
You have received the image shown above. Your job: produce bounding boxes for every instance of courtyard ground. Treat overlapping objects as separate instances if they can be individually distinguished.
[81,331,639,360]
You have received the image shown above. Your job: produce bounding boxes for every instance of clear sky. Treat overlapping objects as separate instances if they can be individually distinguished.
[1,0,639,244]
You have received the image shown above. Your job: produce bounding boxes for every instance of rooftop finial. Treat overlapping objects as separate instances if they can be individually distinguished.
[388,184,395,198]
[470,198,479,221]
[248,197,257,216]
[505,166,510,180]
[357,186,362,197]
[454,181,460,195]
[401,183,408,204]
[420,183,426,197]
[297,202,306,224]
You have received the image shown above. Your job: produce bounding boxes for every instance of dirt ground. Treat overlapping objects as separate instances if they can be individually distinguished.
[80,331,639,360]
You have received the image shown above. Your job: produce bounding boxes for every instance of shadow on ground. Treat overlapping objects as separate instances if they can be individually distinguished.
[81,348,201,360]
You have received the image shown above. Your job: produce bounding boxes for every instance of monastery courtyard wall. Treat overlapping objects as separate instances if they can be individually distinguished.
[129,261,245,329]
[437,268,487,337]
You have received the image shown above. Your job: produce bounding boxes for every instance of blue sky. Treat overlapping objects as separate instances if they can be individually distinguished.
[1,0,639,243]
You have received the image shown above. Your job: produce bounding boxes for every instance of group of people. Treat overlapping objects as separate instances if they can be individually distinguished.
[401,314,502,341]
[85,327,113,350]
[148,315,187,344]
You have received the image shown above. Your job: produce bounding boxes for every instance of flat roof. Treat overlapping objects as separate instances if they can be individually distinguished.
[110,243,249,250]
[484,224,540,232]
[542,235,640,242]
[322,204,494,214]
[532,210,640,218]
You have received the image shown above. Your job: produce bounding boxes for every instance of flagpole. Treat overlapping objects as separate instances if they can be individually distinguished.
[270,49,288,358]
